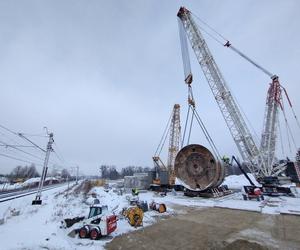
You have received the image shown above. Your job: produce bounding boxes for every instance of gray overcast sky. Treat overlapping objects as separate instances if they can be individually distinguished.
[0,0,299,175]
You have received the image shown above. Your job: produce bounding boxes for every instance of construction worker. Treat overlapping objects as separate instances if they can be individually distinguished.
[132,188,139,196]
[222,155,230,165]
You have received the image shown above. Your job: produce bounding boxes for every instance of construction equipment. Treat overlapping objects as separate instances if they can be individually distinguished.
[62,205,117,240]
[122,206,144,227]
[177,7,299,182]
[242,186,264,201]
[152,104,181,187]
[232,156,294,197]
[149,201,167,213]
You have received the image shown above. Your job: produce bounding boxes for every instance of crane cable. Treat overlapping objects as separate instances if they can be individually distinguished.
[181,105,191,148]
[190,10,300,158]
[154,110,173,157]
[277,116,285,156]
[281,86,300,131]
[190,12,227,45]
[182,84,222,160]
[281,100,297,153]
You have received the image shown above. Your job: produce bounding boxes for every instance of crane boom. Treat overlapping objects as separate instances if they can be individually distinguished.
[177,7,265,175]
[223,41,283,176]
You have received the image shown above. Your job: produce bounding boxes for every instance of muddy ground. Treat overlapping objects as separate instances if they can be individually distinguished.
[106,207,300,250]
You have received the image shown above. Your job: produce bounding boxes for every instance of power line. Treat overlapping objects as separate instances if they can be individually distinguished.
[0,144,35,148]
[18,133,46,153]
[0,124,18,136]
[0,140,45,162]
[0,123,46,152]
[0,152,43,167]
[53,142,66,164]
[0,125,60,167]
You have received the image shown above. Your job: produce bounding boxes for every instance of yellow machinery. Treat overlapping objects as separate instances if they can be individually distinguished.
[152,104,181,187]
[122,206,144,227]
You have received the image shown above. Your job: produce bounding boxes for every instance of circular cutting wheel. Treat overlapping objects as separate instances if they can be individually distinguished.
[175,144,223,191]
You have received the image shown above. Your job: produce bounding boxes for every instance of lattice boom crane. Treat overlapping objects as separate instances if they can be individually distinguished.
[177,6,282,178]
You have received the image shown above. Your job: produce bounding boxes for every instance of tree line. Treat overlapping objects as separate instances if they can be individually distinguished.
[3,164,72,182]
[100,165,152,180]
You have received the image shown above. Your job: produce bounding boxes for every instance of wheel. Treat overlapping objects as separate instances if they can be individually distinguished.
[261,195,264,200]
[79,225,90,238]
[243,194,247,200]
[90,227,101,240]
[256,197,260,201]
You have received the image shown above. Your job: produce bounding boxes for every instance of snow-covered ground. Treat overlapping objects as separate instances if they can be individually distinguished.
[0,177,60,192]
[0,175,299,250]
[0,182,23,191]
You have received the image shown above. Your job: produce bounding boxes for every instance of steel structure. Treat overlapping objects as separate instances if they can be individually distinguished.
[177,7,283,178]
[167,104,181,170]
[153,104,181,185]
[260,78,282,175]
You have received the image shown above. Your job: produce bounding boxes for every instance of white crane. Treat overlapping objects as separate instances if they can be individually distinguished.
[177,6,290,179]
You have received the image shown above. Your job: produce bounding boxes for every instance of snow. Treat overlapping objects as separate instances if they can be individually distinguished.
[0,177,60,191]
[0,182,23,191]
[0,175,300,249]
[223,173,260,189]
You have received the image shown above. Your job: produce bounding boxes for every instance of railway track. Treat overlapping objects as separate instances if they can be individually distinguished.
[0,183,70,203]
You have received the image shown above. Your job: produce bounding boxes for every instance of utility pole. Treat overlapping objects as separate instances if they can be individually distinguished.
[32,132,54,205]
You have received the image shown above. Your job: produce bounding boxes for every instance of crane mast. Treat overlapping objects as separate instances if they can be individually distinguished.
[177,7,265,175]
[167,104,181,170]
[260,77,282,175]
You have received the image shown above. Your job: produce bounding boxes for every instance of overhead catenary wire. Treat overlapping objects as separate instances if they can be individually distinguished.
[0,124,19,136]
[0,123,46,152]
[0,152,43,167]
[53,142,66,164]
[18,133,46,153]
[0,124,65,169]
[0,140,45,162]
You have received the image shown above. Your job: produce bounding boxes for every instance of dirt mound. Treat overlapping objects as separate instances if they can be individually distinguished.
[73,179,105,195]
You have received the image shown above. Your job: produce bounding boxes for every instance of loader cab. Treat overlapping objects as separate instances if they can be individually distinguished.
[88,205,108,219]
